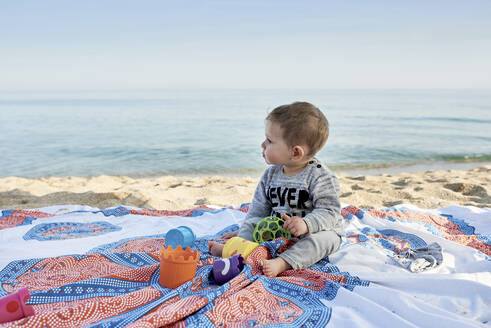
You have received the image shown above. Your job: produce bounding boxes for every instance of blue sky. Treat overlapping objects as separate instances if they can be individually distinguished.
[1,1,490,90]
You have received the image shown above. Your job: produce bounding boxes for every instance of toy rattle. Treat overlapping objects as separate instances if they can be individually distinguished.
[253,216,291,243]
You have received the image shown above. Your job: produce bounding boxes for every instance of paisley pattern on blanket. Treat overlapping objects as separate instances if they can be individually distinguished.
[342,205,491,257]
[91,204,250,218]
[0,227,368,327]
[23,221,122,241]
[0,210,55,230]
[345,228,427,254]
[0,204,250,232]
[0,204,488,327]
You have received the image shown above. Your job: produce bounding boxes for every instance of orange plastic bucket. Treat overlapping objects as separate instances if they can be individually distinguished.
[159,245,200,289]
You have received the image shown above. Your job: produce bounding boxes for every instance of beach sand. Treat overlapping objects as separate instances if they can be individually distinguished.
[1,166,490,210]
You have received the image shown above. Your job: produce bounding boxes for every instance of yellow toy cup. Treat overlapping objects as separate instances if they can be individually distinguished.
[222,236,259,259]
[159,245,200,289]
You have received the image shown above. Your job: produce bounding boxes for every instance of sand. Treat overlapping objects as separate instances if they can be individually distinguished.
[1,166,490,210]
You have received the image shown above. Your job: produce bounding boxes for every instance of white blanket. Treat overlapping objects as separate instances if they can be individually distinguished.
[0,204,489,327]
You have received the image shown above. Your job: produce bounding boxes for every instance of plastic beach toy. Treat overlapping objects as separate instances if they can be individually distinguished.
[253,216,291,243]
[222,237,259,259]
[165,226,196,250]
[159,245,200,289]
[0,288,35,324]
[212,254,244,284]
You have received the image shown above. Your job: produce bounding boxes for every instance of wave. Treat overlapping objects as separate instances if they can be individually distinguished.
[349,116,491,125]
[328,153,491,173]
[403,117,491,124]
[143,153,491,177]
[433,153,491,162]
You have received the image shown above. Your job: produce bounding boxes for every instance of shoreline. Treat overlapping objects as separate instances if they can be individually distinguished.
[3,160,491,180]
[335,160,491,176]
[1,165,490,211]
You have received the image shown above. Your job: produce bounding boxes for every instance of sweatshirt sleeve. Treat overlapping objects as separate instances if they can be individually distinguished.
[237,170,272,240]
[303,172,343,234]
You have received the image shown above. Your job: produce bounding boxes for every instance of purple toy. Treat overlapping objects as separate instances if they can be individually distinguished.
[0,288,35,324]
[212,254,245,284]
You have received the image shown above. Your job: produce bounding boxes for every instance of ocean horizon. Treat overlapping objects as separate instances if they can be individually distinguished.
[1,89,490,178]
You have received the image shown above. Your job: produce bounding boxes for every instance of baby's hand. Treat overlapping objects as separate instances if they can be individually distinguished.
[282,213,309,237]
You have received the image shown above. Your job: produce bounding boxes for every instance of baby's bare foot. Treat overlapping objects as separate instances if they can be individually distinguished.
[261,257,292,277]
[208,241,225,257]
[221,230,238,240]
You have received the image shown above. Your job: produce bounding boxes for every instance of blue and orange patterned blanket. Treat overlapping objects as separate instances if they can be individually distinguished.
[0,203,490,327]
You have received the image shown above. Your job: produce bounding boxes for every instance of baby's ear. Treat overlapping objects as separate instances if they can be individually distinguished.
[292,145,307,160]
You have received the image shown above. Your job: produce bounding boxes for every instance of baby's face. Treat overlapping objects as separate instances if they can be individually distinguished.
[261,120,291,165]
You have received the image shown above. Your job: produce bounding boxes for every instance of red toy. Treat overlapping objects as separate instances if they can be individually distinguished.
[159,245,200,289]
[0,288,35,323]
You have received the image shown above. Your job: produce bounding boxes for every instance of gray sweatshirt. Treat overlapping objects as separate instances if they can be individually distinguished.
[238,157,345,239]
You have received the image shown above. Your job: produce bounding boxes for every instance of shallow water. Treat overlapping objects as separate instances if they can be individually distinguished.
[1,89,490,177]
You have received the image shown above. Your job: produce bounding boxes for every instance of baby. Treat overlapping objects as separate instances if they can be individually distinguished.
[209,101,344,277]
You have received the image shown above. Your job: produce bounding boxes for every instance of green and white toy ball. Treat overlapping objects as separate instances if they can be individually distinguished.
[253,216,292,243]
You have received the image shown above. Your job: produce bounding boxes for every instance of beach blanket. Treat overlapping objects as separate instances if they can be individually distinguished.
[0,203,489,327]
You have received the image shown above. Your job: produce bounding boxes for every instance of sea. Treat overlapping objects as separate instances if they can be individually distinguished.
[1,89,490,178]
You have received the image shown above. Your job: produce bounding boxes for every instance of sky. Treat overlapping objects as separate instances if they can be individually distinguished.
[1,0,490,91]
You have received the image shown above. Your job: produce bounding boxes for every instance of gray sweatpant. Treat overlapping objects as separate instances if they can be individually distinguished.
[237,217,342,270]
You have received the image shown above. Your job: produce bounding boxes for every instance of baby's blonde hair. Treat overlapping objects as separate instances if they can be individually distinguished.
[266,102,329,157]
